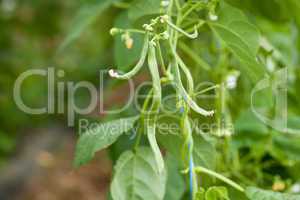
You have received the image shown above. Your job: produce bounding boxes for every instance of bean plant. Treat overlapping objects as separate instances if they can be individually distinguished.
[71,0,300,199]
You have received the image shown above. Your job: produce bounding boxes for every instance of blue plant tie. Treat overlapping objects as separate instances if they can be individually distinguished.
[179,106,185,114]
[188,143,194,200]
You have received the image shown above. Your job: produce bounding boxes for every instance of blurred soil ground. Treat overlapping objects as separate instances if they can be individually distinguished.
[0,127,112,200]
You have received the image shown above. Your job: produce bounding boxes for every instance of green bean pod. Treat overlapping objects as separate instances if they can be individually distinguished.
[174,51,194,94]
[109,33,149,80]
[162,16,198,39]
[146,42,164,173]
[172,59,214,116]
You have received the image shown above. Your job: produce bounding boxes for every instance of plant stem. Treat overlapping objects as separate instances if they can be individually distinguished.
[174,0,181,12]
[180,2,206,23]
[134,89,153,150]
[194,84,220,96]
[156,41,167,75]
[166,19,198,39]
[123,29,146,34]
[194,166,245,193]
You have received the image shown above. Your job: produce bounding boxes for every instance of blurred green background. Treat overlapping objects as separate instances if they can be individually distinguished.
[0,1,117,199]
[0,0,115,163]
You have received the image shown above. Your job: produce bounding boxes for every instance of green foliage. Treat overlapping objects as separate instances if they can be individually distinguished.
[210,2,265,81]
[0,132,15,154]
[74,116,138,167]
[67,0,300,199]
[233,110,269,149]
[195,188,206,200]
[164,154,185,200]
[195,187,230,200]
[114,12,144,70]
[3,0,299,198]
[246,187,300,200]
[110,147,167,200]
[271,133,300,163]
[158,133,216,169]
[205,187,230,200]
[59,0,121,50]
[193,135,216,169]
[128,0,161,20]
[0,0,85,162]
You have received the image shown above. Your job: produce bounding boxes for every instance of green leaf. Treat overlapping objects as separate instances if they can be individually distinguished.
[270,133,300,163]
[128,0,161,20]
[209,2,266,81]
[159,133,216,169]
[158,133,182,156]
[158,131,217,169]
[286,0,300,26]
[110,147,167,200]
[205,187,230,200]
[235,110,268,134]
[287,117,300,131]
[164,154,185,200]
[217,2,247,25]
[114,12,144,71]
[215,2,260,54]
[225,0,291,22]
[59,0,119,51]
[193,134,217,170]
[195,187,206,200]
[74,116,139,167]
[232,110,270,159]
[246,187,300,200]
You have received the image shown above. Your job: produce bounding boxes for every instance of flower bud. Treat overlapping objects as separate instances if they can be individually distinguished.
[226,71,240,90]
[108,69,119,78]
[161,0,169,7]
[161,31,170,40]
[160,15,169,23]
[125,37,134,49]
[143,24,154,31]
[110,28,120,36]
[209,12,218,21]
